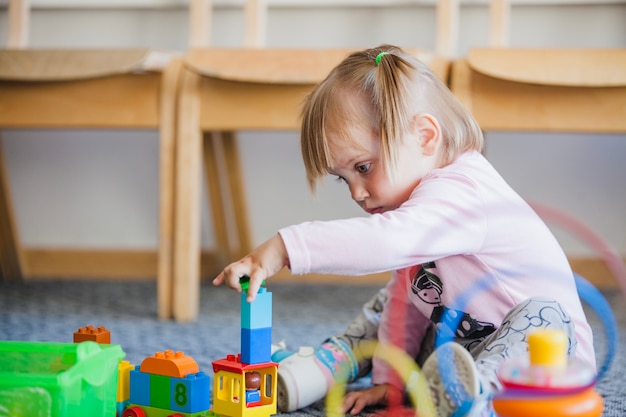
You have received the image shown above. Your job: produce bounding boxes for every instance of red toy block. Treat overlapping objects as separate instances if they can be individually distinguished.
[73,325,111,344]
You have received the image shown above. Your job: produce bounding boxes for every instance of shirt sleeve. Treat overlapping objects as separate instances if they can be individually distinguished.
[278,170,487,276]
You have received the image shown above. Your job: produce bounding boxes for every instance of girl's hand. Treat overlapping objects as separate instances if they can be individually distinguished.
[212,233,289,303]
[343,384,403,415]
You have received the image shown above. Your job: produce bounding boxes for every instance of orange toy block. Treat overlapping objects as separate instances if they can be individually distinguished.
[73,325,111,344]
[139,350,200,378]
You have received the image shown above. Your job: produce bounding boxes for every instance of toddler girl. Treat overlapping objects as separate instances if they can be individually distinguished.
[213,44,595,416]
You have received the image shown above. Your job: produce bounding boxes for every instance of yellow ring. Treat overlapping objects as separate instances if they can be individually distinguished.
[325,340,437,417]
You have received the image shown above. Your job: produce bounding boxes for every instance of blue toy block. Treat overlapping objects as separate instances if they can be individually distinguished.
[241,327,272,364]
[129,367,151,406]
[240,288,272,330]
[169,371,211,413]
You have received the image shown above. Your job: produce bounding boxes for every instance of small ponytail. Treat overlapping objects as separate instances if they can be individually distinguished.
[371,45,416,182]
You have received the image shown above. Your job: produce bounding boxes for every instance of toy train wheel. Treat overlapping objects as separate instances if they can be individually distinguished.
[122,407,147,417]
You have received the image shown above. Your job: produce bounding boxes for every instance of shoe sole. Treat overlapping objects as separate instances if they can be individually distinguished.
[422,342,480,417]
[277,370,293,412]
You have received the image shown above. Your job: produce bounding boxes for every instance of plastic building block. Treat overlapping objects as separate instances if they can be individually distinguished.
[212,354,278,417]
[129,366,151,406]
[239,275,265,293]
[129,363,210,414]
[169,372,211,413]
[241,327,272,364]
[74,325,111,344]
[149,373,171,409]
[241,288,272,330]
[140,350,199,378]
[118,360,135,405]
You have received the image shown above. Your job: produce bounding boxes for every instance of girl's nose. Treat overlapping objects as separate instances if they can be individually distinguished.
[350,183,369,202]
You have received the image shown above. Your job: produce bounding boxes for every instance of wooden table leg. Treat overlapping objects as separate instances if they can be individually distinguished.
[0,136,23,281]
[173,67,202,322]
[157,59,182,320]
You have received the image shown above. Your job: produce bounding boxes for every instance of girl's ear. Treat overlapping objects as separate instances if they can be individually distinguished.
[412,113,442,156]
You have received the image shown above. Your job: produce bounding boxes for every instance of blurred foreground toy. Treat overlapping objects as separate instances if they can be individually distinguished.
[493,329,603,417]
[0,340,125,417]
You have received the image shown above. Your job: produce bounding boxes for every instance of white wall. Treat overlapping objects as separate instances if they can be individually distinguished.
[1,1,625,259]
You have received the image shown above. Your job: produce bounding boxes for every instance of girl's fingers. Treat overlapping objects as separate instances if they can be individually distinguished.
[245,270,267,303]
[212,271,225,286]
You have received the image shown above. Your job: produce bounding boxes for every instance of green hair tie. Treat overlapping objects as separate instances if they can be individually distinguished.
[375,51,390,65]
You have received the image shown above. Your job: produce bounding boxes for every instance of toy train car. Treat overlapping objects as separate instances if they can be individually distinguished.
[116,350,277,417]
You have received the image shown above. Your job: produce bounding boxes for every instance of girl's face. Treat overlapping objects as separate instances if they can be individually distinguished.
[327,95,441,214]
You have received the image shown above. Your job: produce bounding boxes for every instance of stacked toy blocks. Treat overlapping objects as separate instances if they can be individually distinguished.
[211,280,278,417]
[127,350,211,416]
[240,288,272,364]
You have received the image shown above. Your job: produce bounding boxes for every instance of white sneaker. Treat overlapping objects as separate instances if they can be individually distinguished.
[276,346,330,412]
[421,342,481,417]
[271,340,286,353]
[276,338,358,412]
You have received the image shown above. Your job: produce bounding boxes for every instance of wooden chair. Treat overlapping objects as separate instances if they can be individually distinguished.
[450,0,626,284]
[170,0,459,321]
[452,48,626,133]
[0,0,183,320]
[453,0,626,132]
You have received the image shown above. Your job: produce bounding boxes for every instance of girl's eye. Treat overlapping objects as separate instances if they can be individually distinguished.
[356,163,371,174]
[335,176,347,184]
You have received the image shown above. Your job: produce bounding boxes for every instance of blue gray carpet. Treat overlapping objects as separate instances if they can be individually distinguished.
[0,280,624,416]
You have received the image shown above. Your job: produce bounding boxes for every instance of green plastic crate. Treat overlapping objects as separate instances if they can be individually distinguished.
[0,341,125,417]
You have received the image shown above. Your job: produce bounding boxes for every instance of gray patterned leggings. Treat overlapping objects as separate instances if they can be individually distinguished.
[334,288,577,390]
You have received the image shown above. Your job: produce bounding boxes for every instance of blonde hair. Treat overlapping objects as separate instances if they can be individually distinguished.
[300,44,484,191]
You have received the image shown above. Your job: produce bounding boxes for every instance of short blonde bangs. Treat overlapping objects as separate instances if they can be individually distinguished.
[301,75,375,191]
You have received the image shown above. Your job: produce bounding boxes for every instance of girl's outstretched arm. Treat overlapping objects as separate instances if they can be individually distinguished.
[212,233,289,302]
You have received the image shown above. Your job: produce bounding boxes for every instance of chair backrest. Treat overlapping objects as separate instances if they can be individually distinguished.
[189,0,266,49]
[488,0,510,47]
[188,0,461,58]
[451,0,626,133]
[6,0,29,49]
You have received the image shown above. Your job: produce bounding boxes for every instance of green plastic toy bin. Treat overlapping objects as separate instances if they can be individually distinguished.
[0,340,125,417]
